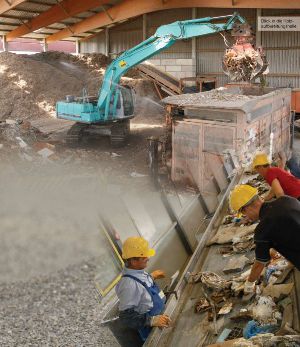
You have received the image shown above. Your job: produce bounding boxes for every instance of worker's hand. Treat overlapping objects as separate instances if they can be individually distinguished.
[150,314,171,328]
[151,270,166,280]
[270,248,281,260]
[244,280,256,294]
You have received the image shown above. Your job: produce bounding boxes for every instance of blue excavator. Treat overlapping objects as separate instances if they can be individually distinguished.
[56,13,268,147]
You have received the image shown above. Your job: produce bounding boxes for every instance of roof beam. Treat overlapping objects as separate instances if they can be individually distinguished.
[46,0,300,43]
[6,0,109,41]
[0,0,28,15]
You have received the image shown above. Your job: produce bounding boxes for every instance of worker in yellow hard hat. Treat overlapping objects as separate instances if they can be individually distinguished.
[115,236,171,343]
[252,152,300,201]
[229,184,300,294]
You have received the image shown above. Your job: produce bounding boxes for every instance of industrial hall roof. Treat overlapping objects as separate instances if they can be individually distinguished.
[1,0,300,43]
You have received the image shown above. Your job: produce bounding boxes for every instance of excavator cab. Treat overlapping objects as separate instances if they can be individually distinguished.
[116,85,135,118]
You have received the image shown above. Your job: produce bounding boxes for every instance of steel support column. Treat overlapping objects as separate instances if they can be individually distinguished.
[105,27,109,57]
[192,7,197,77]
[143,13,147,41]
[2,35,8,51]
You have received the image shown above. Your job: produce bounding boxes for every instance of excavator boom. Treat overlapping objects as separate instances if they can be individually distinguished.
[98,13,247,119]
[56,12,268,147]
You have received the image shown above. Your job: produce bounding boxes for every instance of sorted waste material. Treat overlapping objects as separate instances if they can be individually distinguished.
[195,298,211,313]
[191,271,231,291]
[223,255,251,274]
[230,310,253,323]
[265,258,293,284]
[252,296,281,325]
[243,319,278,339]
[218,302,233,315]
[233,333,300,346]
[262,283,294,300]
[232,234,255,253]
[208,224,256,246]
[246,177,270,195]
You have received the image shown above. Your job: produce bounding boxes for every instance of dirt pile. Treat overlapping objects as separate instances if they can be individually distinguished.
[0,52,101,120]
[32,51,111,69]
[0,51,157,121]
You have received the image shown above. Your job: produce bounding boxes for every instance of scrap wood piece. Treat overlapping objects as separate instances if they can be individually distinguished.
[195,298,211,313]
[207,224,256,246]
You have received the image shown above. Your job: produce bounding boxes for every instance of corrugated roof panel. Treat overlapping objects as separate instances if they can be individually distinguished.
[11,1,51,13]
[0,17,21,24]
[262,31,300,48]
[265,49,300,74]
[2,10,35,19]
[0,24,16,31]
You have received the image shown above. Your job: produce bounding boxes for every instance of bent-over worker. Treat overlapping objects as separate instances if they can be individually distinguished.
[230,185,300,293]
[252,152,300,201]
[115,236,171,342]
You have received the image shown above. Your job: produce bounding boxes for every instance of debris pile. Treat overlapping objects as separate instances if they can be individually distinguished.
[0,51,155,121]
[163,88,256,107]
[223,46,266,82]
[233,333,300,347]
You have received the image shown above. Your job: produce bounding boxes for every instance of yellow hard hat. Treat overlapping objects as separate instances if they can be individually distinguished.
[122,236,155,260]
[229,184,258,212]
[252,153,270,169]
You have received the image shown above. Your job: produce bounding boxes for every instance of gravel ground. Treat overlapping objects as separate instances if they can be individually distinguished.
[0,258,119,347]
[0,107,165,346]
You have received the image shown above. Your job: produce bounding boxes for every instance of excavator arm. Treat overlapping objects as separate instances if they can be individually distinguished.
[98,13,247,119]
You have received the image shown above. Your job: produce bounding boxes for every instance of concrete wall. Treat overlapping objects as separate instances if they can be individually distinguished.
[147,58,196,80]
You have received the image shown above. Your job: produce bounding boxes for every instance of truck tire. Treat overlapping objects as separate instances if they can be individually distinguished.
[110,119,130,147]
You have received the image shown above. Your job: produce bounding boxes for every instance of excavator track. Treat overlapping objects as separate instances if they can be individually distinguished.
[66,122,89,146]
[110,119,130,148]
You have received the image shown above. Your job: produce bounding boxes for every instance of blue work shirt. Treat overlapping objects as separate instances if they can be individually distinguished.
[115,267,154,314]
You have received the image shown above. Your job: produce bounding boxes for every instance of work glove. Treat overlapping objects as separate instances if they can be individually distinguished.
[150,314,171,328]
[244,280,256,294]
[151,269,166,280]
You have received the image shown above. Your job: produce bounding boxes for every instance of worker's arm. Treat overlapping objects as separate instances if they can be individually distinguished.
[271,178,284,198]
[248,260,266,282]
[119,309,170,329]
[263,188,275,201]
[248,234,272,283]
